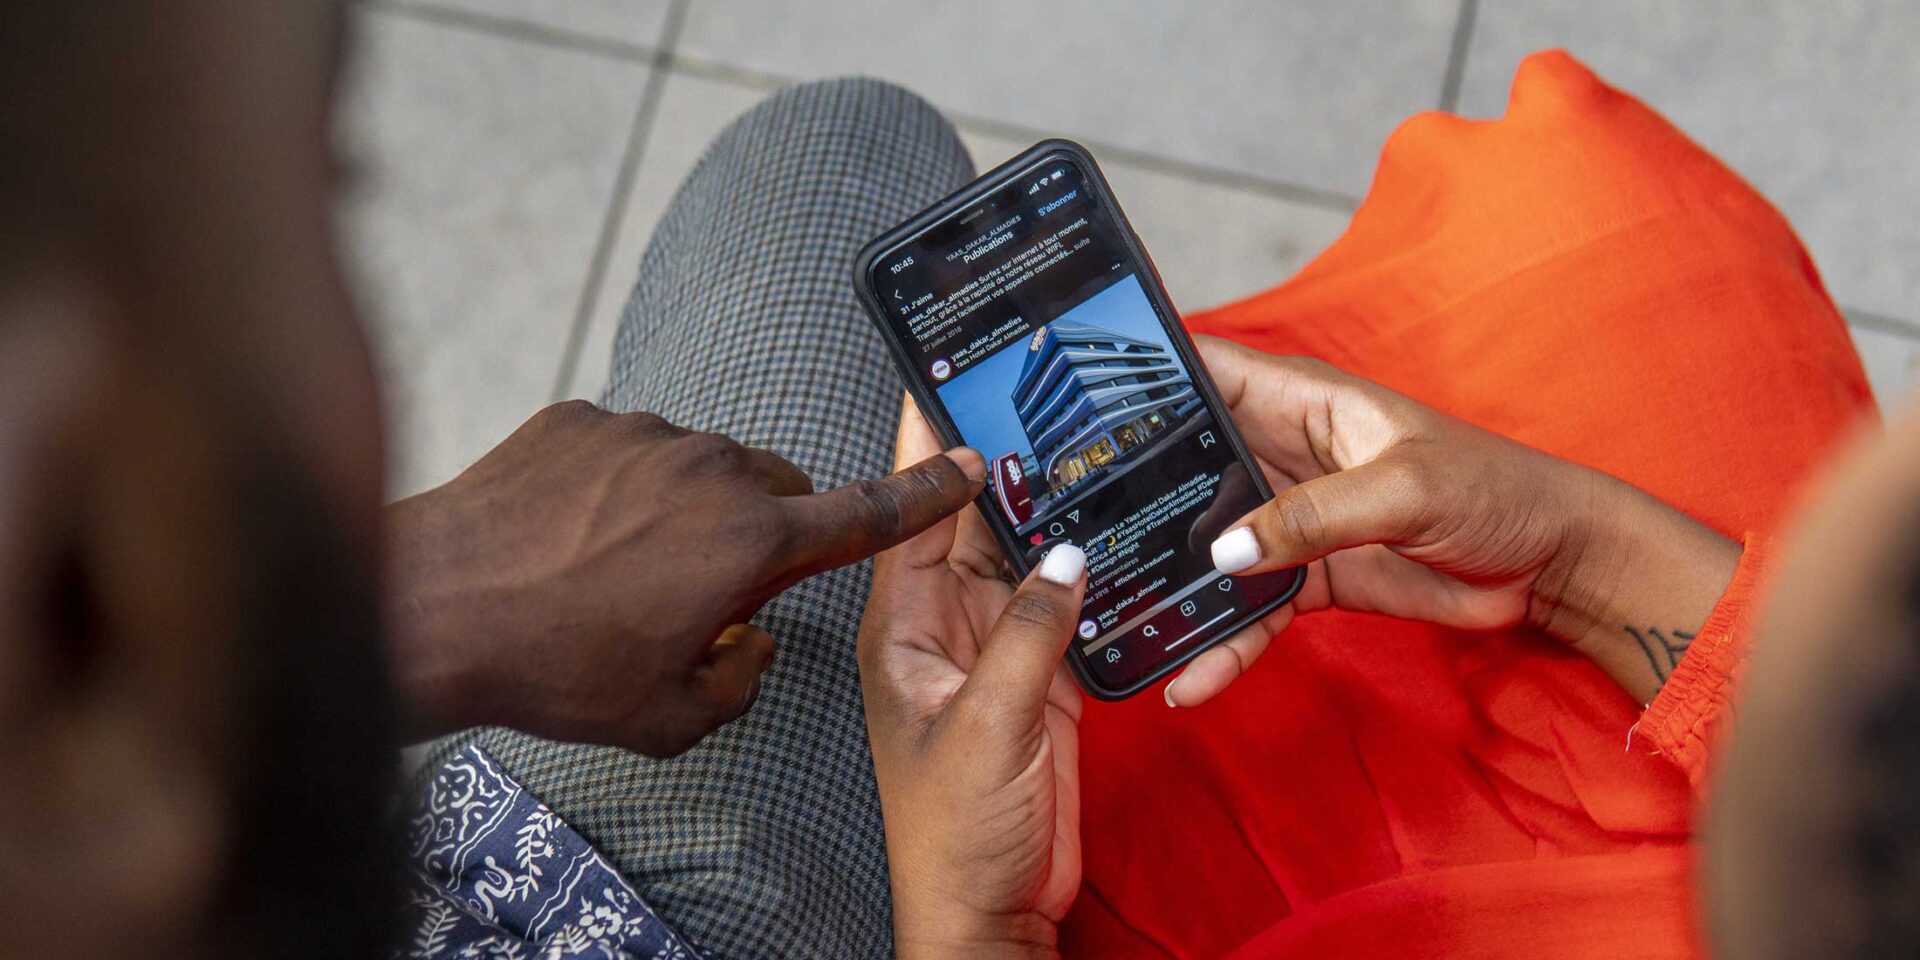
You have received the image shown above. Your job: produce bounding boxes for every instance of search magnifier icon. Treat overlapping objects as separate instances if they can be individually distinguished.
[1142,625,1159,638]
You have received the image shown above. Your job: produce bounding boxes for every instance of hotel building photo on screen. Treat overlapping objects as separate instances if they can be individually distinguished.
[1013,320,1202,502]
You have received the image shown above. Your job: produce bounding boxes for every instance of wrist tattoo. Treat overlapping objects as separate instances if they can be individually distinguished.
[1624,626,1695,684]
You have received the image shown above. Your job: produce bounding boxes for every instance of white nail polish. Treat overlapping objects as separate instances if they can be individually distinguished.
[1038,543,1086,586]
[1163,681,1180,708]
[1211,527,1261,574]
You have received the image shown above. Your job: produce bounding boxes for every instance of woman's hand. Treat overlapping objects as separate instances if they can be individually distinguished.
[385,399,985,756]
[859,398,1084,960]
[1169,338,1741,707]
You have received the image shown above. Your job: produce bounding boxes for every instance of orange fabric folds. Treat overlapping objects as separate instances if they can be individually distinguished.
[1061,51,1873,959]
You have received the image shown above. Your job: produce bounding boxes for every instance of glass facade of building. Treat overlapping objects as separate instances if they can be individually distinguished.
[1012,321,1200,490]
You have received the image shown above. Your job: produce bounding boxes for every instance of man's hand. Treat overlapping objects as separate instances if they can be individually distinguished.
[1168,338,1741,707]
[860,398,1084,960]
[386,399,986,756]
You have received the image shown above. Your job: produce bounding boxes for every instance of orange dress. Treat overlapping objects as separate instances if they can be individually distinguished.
[1063,51,1875,959]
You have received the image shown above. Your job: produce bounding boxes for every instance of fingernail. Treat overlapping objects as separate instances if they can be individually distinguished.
[1163,680,1180,708]
[1211,527,1261,574]
[944,447,988,484]
[1038,543,1086,586]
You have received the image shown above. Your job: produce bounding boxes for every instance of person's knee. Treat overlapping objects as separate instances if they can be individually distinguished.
[694,75,972,211]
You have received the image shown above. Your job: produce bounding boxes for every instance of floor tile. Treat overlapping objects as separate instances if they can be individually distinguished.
[676,0,1459,198]
[565,74,767,400]
[1457,0,1920,328]
[339,8,650,496]
[1850,322,1920,414]
[387,0,672,48]
[566,77,1357,401]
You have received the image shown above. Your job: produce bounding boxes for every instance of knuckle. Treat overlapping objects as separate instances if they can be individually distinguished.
[535,398,602,429]
[1392,456,1452,537]
[1381,456,1431,501]
[680,432,750,474]
[616,411,674,436]
[1195,333,1246,361]
[1271,488,1328,550]
[844,477,908,541]
[998,590,1062,633]
[762,452,815,491]
[1376,457,1441,537]
[906,457,964,502]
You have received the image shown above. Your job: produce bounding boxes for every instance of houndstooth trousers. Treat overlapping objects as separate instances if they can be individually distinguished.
[428,79,976,959]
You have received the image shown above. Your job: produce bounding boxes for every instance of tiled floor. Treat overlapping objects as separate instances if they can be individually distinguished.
[341,0,1920,498]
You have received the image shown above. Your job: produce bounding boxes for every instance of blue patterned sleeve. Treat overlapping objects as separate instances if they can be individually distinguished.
[393,745,700,960]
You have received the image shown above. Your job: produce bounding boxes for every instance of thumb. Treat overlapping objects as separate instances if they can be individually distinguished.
[953,544,1087,726]
[1208,458,1428,575]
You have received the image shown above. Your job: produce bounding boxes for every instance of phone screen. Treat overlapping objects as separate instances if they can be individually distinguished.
[867,150,1301,695]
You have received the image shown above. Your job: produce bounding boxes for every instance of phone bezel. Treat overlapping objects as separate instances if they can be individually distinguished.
[852,138,1304,700]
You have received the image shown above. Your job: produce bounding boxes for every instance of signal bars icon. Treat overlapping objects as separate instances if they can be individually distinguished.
[1029,170,1067,195]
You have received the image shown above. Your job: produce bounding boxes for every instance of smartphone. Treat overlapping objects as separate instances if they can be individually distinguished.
[854,139,1305,700]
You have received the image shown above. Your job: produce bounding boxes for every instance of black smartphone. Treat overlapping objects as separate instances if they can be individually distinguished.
[854,139,1305,700]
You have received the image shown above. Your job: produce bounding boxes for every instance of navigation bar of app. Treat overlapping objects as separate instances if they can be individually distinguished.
[1078,570,1240,657]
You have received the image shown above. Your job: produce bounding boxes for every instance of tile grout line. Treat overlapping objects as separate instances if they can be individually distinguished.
[665,53,1364,212]
[358,0,1920,346]
[1437,0,1479,113]
[357,0,658,62]
[357,0,1360,214]
[947,108,1360,212]
[1847,307,1920,338]
[548,0,691,402]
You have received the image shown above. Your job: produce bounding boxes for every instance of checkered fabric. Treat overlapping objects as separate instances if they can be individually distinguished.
[427,78,975,959]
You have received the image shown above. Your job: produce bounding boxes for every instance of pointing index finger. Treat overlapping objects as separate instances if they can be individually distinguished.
[781,447,987,578]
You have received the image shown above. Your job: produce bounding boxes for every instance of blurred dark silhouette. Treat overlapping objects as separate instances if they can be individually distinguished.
[0,3,395,959]
[1708,413,1920,960]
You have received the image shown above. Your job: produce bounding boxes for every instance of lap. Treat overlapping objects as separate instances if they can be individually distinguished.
[427,77,974,960]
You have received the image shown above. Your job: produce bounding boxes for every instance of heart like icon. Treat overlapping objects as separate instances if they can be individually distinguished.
[1029,532,1044,545]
